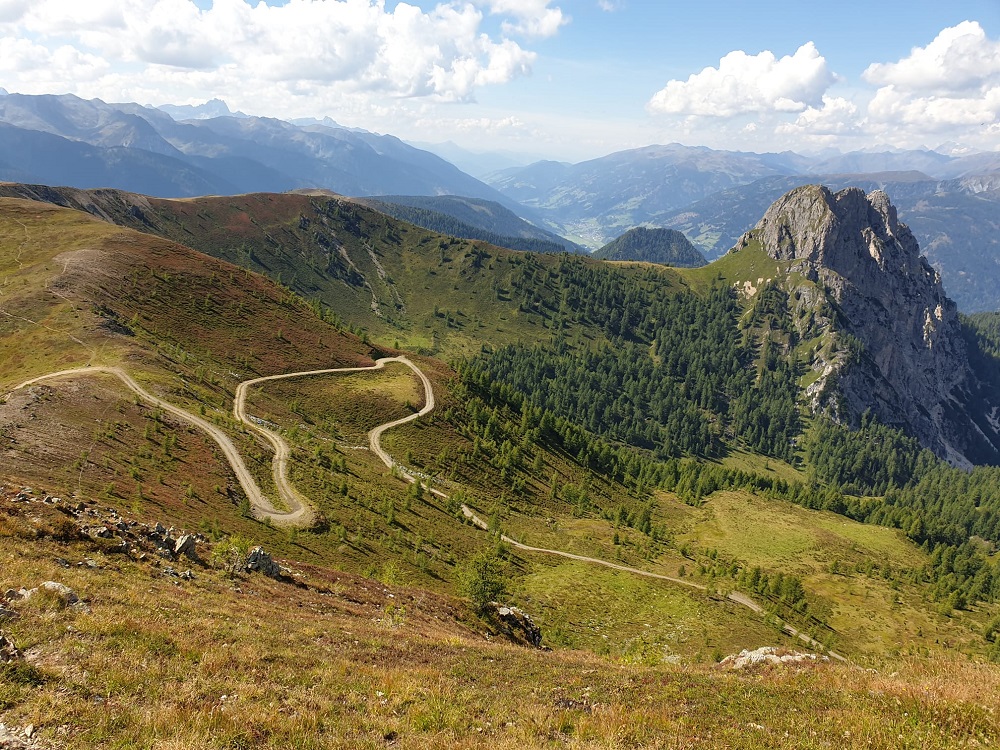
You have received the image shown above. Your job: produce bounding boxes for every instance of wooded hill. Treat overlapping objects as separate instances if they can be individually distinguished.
[594,226,707,266]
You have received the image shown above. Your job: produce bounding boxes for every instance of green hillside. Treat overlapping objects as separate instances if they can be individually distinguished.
[594,226,707,267]
[3,188,1000,747]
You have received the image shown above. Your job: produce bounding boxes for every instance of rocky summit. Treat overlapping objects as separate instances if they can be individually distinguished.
[736,185,1000,467]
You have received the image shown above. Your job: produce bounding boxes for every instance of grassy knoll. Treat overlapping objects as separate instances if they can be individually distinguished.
[518,558,792,659]
[677,237,789,294]
[247,362,424,445]
[0,198,376,396]
[717,449,806,485]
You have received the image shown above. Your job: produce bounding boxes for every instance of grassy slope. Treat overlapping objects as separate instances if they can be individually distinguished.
[3,196,996,656]
[4,495,1000,750]
[3,194,1000,745]
[82,191,578,358]
[0,187,688,358]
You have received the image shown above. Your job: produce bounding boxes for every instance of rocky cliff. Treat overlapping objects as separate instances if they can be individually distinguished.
[733,185,1000,467]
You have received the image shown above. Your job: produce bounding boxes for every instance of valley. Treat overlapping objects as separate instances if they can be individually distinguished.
[3,174,1000,748]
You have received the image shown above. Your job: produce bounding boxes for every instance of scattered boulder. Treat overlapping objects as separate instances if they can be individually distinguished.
[719,646,829,670]
[0,631,22,663]
[491,603,543,648]
[246,546,283,579]
[0,721,49,750]
[173,534,198,561]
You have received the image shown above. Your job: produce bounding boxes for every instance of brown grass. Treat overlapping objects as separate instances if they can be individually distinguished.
[2,496,1000,749]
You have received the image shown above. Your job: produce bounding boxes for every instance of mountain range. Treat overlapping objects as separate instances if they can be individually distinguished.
[0,92,998,313]
[0,92,516,206]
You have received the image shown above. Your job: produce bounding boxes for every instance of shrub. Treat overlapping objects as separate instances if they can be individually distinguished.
[211,534,253,575]
[457,548,508,613]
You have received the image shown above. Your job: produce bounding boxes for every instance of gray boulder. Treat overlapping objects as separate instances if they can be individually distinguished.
[173,534,198,561]
[245,546,283,579]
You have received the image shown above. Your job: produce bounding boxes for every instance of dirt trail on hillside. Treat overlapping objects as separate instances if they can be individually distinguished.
[7,357,427,526]
[10,358,845,661]
[363,366,846,662]
[233,357,428,524]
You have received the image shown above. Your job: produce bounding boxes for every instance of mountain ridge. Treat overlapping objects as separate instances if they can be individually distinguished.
[735,185,1000,467]
[0,92,525,212]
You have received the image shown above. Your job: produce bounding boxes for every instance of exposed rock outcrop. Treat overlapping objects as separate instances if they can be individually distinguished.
[488,603,543,648]
[719,646,828,670]
[734,185,1000,467]
[246,546,284,579]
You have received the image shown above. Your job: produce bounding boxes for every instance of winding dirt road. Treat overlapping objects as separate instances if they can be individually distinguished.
[8,357,844,660]
[7,364,289,517]
[6,357,429,526]
[364,369,845,661]
[232,356,428,524]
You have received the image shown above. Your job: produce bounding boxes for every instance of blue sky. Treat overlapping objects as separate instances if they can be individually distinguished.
[1,0,998,161]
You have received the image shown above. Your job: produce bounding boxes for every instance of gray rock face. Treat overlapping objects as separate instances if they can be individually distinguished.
[245,546,283,579]
[738,185,1000,467]
[492,603,543,648]
[173,534,197,561]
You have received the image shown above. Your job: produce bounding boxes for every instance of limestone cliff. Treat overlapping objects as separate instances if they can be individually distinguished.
[732,185,1000,467]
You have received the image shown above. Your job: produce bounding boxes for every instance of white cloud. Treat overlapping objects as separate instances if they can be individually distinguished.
[0,0,548,103]
[863,21,1000,95]
[483,0,566,38]
[862,22,1000,139]
[597,0,624,11]
[647,42,835,117]
[0,36,109,82]
[0,0,30,24]
[776,95,860,136]
[867,85,1000,131]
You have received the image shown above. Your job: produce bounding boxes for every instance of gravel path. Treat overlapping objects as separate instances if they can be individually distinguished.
[8,358,845,660]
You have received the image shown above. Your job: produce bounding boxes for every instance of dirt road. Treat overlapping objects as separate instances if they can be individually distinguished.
[7,357,427,526]
[9,358,845,660]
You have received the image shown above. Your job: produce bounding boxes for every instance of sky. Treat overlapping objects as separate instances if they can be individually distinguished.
[0,0,998,162]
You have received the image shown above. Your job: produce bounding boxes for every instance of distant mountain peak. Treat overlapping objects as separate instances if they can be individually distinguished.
[154,98,247,120]
[737,184,1000,466]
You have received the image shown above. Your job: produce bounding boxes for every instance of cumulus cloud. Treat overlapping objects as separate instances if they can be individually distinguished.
[862,22,1000,136]
[867,85,1000,131]
[863,21,1000,95]
[0,36,109,83]
[776,95,860,136]
[483,0,567,38]
[0,0,548,103]
[647,42,835,117]
[0,0,30,24]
